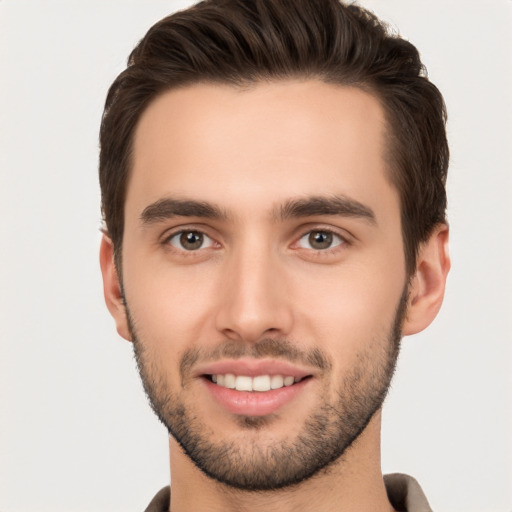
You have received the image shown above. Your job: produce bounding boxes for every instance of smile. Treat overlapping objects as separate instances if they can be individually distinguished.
[202,375,313,416]
[208,374,306,392]
[195,359,316,416]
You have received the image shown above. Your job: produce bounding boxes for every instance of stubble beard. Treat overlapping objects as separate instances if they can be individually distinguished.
[128,289,407,492]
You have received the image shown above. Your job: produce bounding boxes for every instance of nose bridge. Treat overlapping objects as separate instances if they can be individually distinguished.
[216,232,291,342]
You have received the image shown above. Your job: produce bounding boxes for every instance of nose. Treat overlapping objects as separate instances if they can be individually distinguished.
[214,244,293,343]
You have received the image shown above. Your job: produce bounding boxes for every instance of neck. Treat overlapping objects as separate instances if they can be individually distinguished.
[166,411,395,512]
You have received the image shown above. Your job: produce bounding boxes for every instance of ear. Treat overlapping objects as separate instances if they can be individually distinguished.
[402,224,451,336]
[99,235,132,341]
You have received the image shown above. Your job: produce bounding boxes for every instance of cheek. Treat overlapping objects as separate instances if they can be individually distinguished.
[289,258,405,356]
[122,256,220,347]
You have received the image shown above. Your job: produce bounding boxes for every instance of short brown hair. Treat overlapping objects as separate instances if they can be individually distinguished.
[99,0,448,275]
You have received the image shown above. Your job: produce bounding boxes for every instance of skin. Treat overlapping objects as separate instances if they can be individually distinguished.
[100,80,450,512]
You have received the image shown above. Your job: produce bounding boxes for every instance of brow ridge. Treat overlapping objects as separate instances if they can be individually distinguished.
[140,194,376,226]
[140,197,227,224]
[276,195,376,224]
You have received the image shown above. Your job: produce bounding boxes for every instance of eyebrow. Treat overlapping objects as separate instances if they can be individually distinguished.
[276,195,376,224]
[140,194,376,226]
[140,198,228,225]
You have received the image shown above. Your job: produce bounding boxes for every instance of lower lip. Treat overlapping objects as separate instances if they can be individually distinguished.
[203,377,311,416]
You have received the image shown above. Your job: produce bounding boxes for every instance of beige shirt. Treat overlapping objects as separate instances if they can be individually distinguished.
[144,473,433,512]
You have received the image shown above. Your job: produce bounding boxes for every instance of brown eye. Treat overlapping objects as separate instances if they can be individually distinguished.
[309,231,332,249]
[168,230,213,251]
[298,230,343,250]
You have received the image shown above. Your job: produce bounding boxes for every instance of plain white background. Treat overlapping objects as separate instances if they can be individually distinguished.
[1,1,511,511]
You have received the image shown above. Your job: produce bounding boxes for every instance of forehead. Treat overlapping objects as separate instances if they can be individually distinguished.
[127,80,397,222]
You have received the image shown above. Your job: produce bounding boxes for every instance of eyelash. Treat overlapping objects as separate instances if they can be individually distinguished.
[295,229,347,252]
[161,226,351,255]
[163,229,217,252]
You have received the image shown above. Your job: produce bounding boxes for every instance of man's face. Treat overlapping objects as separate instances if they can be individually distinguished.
[119,81,408,489]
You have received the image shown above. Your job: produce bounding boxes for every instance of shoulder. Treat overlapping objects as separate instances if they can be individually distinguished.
[384,473,433,512]
[144,486,170,512]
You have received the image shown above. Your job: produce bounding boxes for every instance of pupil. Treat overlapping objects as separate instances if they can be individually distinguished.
[309,231,332,250]
[180,231,203,250]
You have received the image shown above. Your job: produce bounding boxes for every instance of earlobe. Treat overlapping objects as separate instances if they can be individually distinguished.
[402,224,451,336]
[99,235,132,341]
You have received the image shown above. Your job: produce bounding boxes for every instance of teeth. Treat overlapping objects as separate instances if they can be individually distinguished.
[284,376,295,386]
[253,375,271,392]
[235,375,252,391]
[224,374,236,389]
[211,374,302,392]
[270,375,284,389]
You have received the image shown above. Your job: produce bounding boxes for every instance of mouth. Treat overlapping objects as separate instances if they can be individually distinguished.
[204,373,311,392]
[196,360,315,416]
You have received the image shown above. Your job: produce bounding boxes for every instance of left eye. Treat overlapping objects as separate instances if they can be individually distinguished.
[167,231,214,251]
[297,230,344,250]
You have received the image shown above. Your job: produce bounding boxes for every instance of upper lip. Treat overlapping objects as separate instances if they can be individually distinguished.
[194,358,314,379]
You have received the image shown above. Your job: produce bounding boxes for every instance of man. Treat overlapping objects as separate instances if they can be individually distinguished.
[99,0,450,510]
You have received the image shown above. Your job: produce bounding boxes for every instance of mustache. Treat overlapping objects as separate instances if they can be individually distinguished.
[180,338,332,381]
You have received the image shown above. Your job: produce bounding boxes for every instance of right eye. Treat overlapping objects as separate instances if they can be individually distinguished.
[166,230,214,251]
[296,230,345,251]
